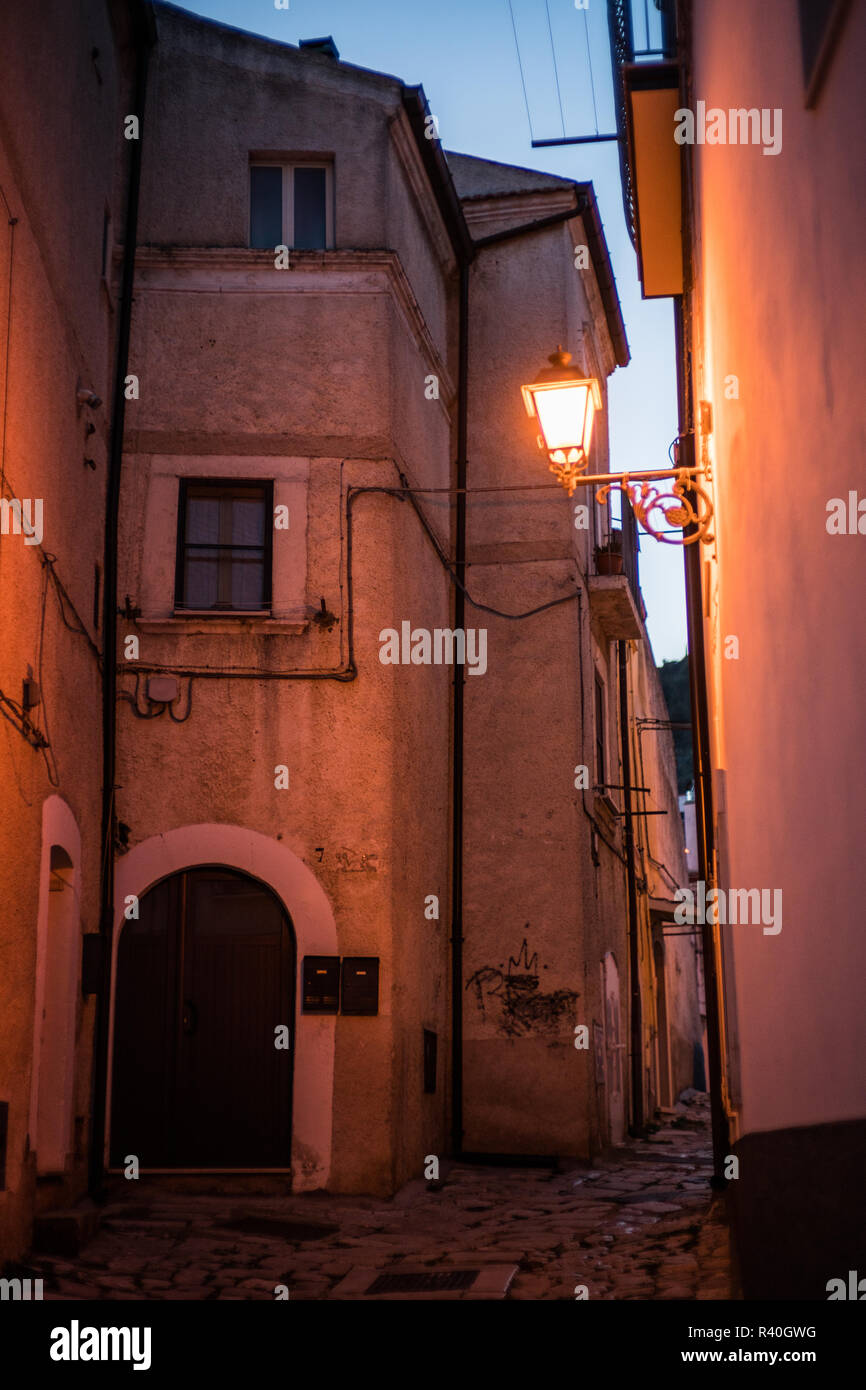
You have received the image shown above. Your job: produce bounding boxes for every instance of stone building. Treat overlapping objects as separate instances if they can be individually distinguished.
[0,0,700,1266]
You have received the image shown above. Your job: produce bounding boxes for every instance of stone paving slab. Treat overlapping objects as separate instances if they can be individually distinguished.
[21,1095,733,1301]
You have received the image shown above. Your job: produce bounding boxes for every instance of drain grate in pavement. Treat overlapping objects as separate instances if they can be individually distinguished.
[218,1217,338,1241]
[366,1270,480,1295]
[333,1263,517,1299]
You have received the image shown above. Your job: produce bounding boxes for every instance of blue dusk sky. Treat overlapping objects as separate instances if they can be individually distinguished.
[182,0,687,663]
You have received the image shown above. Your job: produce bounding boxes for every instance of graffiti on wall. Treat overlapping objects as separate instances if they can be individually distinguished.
[465,933,579,1039]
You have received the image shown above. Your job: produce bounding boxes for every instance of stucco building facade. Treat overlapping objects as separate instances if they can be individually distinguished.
[0,0,141,1265]
[0,0,700,1267]
[682,0,866,1300]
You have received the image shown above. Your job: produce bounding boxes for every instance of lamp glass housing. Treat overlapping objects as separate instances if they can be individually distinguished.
[521,355,602,465]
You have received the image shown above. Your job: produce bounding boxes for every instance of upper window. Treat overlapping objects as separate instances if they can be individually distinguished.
[594,675,607,789]
[250,162,333,250]
[175,480,273,613]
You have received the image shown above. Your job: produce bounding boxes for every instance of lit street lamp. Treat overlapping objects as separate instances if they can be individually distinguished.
[521,346,602,494]
[522,346,715,545]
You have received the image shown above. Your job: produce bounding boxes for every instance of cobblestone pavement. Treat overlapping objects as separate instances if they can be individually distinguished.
[26,1095,732,1301]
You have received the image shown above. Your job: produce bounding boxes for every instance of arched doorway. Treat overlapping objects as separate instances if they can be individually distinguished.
[110,867,295,1169]
[601,951,625,1146]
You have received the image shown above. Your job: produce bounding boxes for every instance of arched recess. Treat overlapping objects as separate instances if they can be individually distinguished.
[601,951,625,1147]
[30,795,83,1173]
[109,825,337,1189]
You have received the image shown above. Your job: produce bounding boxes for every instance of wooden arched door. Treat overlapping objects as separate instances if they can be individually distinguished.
[110,868,295,1168]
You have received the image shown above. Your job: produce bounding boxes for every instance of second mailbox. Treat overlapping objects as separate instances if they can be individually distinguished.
[340,957,379,1015]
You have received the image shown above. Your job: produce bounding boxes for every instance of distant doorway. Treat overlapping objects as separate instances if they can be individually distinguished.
[110,868,295,1169]
[652,933,673,1108]
[601,952,625,1145]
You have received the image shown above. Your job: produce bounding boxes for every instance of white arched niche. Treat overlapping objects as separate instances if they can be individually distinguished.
[108,824,337,1189]
[30,795,83,1173]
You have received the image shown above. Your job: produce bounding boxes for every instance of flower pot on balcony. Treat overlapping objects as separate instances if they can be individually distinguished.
[596,551,624,576]
[595,531,624,576]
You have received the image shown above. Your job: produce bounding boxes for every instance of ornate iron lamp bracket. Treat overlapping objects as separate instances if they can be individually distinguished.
[558,465,714,546]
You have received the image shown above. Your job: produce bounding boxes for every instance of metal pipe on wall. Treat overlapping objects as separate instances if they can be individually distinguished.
[89,1,155,1199]
[450,260,469,1154]
[618,639,644,1134]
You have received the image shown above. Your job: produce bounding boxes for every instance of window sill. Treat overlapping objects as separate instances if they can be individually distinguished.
[137,611,309,635]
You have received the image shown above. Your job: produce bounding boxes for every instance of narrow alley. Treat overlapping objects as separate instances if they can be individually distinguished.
[23,1094,731,1301]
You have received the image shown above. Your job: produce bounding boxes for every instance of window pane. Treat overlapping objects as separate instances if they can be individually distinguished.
[178,482,269,611]
[183,550,220,609]
[595,680,605,783]
[231,496,266,545]
[293,166,327,249]
[250,166,282,248]
[186,494,221,544]
[230,550,265,609]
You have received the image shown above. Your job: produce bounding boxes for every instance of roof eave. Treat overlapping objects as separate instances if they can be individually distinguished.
[401,87,474,265]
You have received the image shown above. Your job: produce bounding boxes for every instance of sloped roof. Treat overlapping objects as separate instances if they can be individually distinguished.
[446,151,576,200]
[152,4,472,259]
[153,0,406,94]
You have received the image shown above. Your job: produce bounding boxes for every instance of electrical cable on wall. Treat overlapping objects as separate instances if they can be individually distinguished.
[0,180,16,513]
[123,467,587,684]
[36,557,60,786]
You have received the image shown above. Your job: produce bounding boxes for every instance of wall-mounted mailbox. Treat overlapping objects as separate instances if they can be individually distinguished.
[302,956,340,1013]
[341,957,379,1015]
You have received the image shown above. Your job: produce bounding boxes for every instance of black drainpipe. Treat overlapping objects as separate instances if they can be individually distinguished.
[676,309,728,1183]
[89,3,154,1199]
[450,261,469,1154]
[618,639,644,1134]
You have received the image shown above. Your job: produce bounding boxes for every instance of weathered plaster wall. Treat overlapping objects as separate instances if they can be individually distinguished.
[691,0,866,1140]
[0,0,130,1262]
[459,199,628,1156]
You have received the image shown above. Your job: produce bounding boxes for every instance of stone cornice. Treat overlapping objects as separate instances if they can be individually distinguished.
[460,188,580,231]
